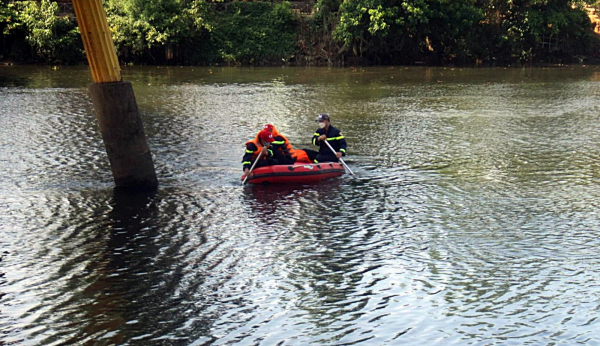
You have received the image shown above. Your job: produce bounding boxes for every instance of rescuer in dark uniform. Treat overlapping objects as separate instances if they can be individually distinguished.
[263,124,312,165]
[311,113,347,163]
[242,129,278,179]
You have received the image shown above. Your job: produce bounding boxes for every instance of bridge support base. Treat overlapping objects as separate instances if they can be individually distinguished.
[89,81,158,190]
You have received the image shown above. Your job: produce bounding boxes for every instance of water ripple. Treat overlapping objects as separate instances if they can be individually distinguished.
[2,67,600,345]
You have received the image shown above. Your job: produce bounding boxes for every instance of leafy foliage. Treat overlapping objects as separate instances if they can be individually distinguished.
[210,1,297,64]
[472,0,594,63]
[331,0,484,64]
[324,0,596,64]
[0,0,598,65]
[1,1,14,30]
[2,0,82,63]
[103,0,295,65]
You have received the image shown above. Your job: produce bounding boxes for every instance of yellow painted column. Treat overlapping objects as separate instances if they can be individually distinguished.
[72,0,121,83]
[72,0,158,189]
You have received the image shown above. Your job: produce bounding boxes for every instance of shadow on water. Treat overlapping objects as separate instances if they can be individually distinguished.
[218,180,377,343]
[0,74,28,88]
[241,180,343,217]
[32,188,218,345]
[0,253,5,302]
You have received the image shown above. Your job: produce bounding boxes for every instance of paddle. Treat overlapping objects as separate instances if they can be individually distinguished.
[242,149,263,184]
[323,139,355,176]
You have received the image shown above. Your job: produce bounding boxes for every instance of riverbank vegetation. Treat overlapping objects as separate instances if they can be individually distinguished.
[2,0,600,66]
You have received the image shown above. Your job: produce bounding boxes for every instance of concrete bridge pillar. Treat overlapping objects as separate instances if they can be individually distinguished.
[72,0,158,189]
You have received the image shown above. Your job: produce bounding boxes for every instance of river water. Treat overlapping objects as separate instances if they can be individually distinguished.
[1,65,599,345]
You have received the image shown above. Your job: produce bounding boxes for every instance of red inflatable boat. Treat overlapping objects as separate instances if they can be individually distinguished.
[242,162,345,184]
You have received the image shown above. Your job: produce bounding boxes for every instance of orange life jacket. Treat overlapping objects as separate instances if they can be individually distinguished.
[271,126,311,163]
[245,133,269,161]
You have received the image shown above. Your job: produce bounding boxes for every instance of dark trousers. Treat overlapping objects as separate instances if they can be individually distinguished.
[315,153,338,163]
[302,149,338,163]
[253,158,278,168]
[272,150,295,165]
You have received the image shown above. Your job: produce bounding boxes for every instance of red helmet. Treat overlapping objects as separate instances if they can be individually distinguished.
[259,129,274,143]
[263,124,274,132]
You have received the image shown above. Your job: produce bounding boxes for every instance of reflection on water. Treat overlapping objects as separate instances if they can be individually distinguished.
[1,65,600,345]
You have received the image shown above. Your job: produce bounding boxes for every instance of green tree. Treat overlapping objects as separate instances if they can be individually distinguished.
[105,0,213,64]
[333,0,482,64]
[331,0,594,64]
[423,0,484,64]
[22,0,63,59]
[3,0,82,63]
[1,1,13,58]
[476,0,593,64]
[2,0,598,66]
[210,1,297,64]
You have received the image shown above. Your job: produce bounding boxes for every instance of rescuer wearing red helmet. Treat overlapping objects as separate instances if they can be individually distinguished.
[242,128,278,179]
[242,124,315,179]
[262,124,313,165]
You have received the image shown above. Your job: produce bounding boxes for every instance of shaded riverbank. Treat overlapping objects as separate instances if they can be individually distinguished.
[3,0,600,67]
